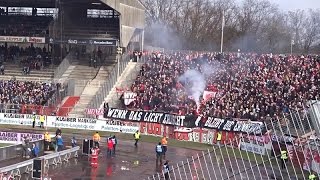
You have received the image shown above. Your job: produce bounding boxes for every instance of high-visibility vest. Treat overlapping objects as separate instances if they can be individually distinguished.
[161,138,167,146]
[217,132,222,141]
[134,132,140,139]
[44,134,51,142]
[309,174,316,180]
[156,145,163,153]
[93,134,100,141]
[32,115,36,121]
[40,116,45,123]
[281,150,288,160]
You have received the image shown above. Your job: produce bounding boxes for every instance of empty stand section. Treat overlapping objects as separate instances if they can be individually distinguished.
[53,3,120,41]
[56,96,80,116]
[0,15,53,37]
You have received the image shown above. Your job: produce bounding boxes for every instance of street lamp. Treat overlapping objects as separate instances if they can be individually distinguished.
[220,10,225,53]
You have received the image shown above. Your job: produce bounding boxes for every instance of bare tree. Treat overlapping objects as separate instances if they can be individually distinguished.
[301,9,320,53]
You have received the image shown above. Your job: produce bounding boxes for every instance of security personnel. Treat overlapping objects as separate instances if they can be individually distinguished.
[44,132,51,151]
[91,147,98,168]
[40,115,45,128]
[155,142,163,164]
[216,132,222,146]
[32,112,36,128]
[92,132,101,148]
[280,149,288,169]
[161,136,168,158]
[309,173,316,180]
[134,130,140,147]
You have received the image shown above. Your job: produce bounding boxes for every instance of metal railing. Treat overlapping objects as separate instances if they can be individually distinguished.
[0,146,79,178]
[88,53,132,111]
[0,139,44,162]
[146,102,320,180]
[53,52,72,79]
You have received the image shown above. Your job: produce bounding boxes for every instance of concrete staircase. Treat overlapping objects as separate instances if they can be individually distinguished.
[0,62,55,81]
[103,62,142,108]
[67,56,117,117]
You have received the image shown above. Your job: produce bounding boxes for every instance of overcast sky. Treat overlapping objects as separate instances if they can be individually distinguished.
[268,0,320,11]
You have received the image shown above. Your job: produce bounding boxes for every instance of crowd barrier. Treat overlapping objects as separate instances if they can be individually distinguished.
[0,112,319,174]
[0,139,44,162]
[0,146,79,179]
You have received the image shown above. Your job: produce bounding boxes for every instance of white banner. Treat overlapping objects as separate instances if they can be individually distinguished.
[239,142,267,155]
[0,131,44,144]
[124,92,137,105]
[239,134,272,155]
[0,36,45,43]
[0,113,139,134]
[203,90,217,102]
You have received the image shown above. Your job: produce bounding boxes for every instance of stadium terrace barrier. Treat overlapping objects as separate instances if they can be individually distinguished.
[0,112,319,176]
[0,139,44,162]
[0,146,80,179]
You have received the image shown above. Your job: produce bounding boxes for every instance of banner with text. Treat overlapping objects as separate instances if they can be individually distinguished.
[0,131,44,144]
[104,108,266,134]
[204,117,266,134]
[0,113,139,134]
[0,36,45,43]
[104,108,186,126]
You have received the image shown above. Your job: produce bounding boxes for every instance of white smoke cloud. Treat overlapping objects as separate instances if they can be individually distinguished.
[178,69,206,108]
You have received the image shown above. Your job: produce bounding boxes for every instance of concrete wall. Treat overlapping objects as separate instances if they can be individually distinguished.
[102,0,145,47]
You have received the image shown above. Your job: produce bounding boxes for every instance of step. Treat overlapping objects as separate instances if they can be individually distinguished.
[0,75,53,81]
[0,72,54,78]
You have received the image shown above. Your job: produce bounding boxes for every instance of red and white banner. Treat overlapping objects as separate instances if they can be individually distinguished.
[124,92,137,105]
[86,108,104,116]
[203,90,217,102]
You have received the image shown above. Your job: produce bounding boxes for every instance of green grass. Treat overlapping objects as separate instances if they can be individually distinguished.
[0,143,13,147]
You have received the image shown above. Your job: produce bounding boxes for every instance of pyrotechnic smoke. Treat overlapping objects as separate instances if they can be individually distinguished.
[178,69,206,109]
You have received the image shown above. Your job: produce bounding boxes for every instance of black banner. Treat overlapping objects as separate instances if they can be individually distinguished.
[204,117,266,134]
[104,108,186,126]
[104,108,267,134]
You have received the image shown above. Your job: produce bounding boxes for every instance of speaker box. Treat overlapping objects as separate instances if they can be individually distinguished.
[82,139,94,154]
[32,158,44,179]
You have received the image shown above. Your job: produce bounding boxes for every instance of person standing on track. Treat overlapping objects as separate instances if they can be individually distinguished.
[111,135,117,155]
[39,114,45,128]
[134,130,140,147]
[91,147,99,168]
[280,149,288,169]
[106,138,114,158]
[155,142,163,165]
[161,136,168,158]
[44,132,51,151]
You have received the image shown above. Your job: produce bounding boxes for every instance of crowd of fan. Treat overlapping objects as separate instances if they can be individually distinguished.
[0,80,58,113]
[0,45,51,75]
[129,52,320,121]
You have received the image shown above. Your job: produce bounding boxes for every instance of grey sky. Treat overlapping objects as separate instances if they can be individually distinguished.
[268,0,320,11]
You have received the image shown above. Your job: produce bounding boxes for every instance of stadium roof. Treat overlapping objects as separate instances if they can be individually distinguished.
[0,0,114,9]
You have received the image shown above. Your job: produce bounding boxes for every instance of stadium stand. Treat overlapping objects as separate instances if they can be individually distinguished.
[0,0,145,117]
[0,15,52,37]
[127,52,320,121]
[0,80,60,114]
